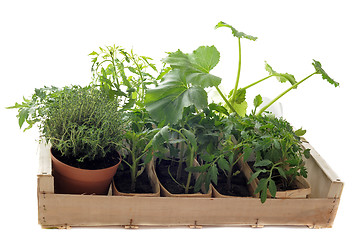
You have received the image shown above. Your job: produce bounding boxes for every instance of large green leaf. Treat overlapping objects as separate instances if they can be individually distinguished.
[145,69,208,124]
[162,46,221,88]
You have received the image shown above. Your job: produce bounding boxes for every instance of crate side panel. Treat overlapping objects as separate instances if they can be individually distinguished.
[40,194,337,228]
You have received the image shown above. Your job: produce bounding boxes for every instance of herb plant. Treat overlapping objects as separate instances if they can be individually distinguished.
[43,86,127,166]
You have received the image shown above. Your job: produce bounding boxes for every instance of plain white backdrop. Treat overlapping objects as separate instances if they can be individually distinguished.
[0,0,358,239]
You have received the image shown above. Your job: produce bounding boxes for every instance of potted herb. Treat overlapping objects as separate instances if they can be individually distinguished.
[8,85,127,194]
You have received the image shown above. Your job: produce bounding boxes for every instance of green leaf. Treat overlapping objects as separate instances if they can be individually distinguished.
[159,125,170,142]
[265,61,297,86]
[186,164,208,173]
[218,157,230,171]
[260,186,268,203]
[253,94,263,108]
[268,179,277,197]
[312,59,339,87]
[303,148,311,159]
[242,146,253,161]
[215,21,257,41]
[254,159,272,167]
[276,167,287,179]
[18,108,29,128]
[230,88,246,104]
[163,46,222,88]
[254,178,268,194]
[182,128,196,148]
[145,69,208,124]
[209,164,218,185]
[189,45,220,73]
[248,170,261,184]
[295,128,306,137]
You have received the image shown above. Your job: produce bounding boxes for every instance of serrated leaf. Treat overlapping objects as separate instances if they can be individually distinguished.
[215,21,257,41]
[218,157,230,171]
[268,179,277,197]
[254,159,272,167]
[265,61,297,86]
[312,59,339,87]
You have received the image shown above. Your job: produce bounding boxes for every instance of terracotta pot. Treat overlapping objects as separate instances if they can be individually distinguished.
[112,160,160,197]
[51,148,121,195]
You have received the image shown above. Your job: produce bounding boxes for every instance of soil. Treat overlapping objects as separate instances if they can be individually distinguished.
[155,159,197,194]
[113,160,154,194]
[51,148,120,170]
[248,161,298,191]
[214,164,251,197]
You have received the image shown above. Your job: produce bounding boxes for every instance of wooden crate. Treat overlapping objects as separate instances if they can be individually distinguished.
[37,139,343,229]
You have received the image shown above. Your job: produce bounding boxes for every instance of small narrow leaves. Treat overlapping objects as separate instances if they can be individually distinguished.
[265,61,297,86]
[312,59,339,87]
[215,21,257,41]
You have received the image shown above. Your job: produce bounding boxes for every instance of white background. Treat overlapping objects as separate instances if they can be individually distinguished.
[0,0,358,239]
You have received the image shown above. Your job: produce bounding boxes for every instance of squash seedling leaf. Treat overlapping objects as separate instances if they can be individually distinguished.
[215,21,257,41]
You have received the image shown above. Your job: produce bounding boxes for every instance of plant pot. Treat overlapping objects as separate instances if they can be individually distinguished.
[154,158,212,197]
[112,160,160,197]
[51,148,121,195]
[212,161,255,198]
[241,158,311,199]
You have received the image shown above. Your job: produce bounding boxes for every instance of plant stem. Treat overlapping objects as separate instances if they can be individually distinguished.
[176,141,185,181]
[242,75,273,90]
[231,38,242,106]
[215,86,239,117]
[256,72,317,116]
[184,148,194,194]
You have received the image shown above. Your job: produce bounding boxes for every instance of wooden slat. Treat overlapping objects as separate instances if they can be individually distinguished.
[302,140,343,199]
[39,194,339,228]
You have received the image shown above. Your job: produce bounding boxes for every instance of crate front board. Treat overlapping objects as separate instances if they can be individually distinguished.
[37,140,343,229]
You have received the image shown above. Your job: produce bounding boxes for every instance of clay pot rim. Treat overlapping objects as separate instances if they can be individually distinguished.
[50,147,122,173]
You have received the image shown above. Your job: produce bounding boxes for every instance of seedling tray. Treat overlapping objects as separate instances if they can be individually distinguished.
[37,139,343,229]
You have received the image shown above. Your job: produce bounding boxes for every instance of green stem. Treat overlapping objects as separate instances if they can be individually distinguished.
[256,72,317,116]
[242,75,274,90]
[215,86,239,117]
[231,38,242,106]
[184,148,194,194]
